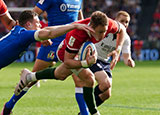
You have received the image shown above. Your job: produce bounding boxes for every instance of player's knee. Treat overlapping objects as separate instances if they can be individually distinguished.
[85,75,95,87]
[99,81,111,91]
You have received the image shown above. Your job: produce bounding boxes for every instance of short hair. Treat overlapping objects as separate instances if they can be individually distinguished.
[18,10,38,26]
[116,11,130,19]
[90,11,108,28]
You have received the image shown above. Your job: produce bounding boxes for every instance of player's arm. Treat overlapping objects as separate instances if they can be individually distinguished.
[122,53,135,67]
[0,12,16,30]
[122,35,135,67]
[109,23,125,70]
[64,49,97,69]
[78,9,84,20]
[64,51,82,69]
[35,23,94,41]
[115,23,125,53]
[33,6,43,15]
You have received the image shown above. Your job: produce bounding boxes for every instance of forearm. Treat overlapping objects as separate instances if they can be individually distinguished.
[36,24,76,40]
[45,24,76,39]
[64,59,82,69]
[116,30,124,49]
[78,10,84,20]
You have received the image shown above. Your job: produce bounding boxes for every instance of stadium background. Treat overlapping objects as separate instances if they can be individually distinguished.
[2,0,160,62]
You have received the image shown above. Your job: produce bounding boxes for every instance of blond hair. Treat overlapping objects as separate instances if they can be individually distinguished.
[116,11,130,19]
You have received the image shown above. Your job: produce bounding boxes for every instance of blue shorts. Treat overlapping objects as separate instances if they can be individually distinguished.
[37,35,66,62]
[37,43,59,62]
[89,59,112,78]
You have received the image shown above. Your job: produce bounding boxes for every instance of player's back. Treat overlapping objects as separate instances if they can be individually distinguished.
[0,26,35,69]
[36,0,83,43]
[37,0,82,26]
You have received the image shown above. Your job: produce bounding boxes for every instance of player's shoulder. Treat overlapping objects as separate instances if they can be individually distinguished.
[106,17,120,34]
[68,28,88,41]
[68,18,91,38]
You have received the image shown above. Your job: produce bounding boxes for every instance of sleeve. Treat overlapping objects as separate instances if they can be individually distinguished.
[0,0,8,16]
[66,30,86,53]
[19,30,37,47]
[107,18,120,34]
[36,0,52,11]
[122,33,131,54]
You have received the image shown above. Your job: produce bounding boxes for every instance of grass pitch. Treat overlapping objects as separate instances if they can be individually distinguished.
[0,61,160,115]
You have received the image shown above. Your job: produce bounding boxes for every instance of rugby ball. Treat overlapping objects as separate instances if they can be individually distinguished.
[78,41,97,60]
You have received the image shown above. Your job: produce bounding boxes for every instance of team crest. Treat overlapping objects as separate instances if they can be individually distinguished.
[47,51,55,59]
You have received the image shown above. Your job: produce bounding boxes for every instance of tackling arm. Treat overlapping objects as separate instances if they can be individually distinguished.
[35,23,94,41]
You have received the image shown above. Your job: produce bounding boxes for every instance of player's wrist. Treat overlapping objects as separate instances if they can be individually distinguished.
[81,60,89,68]
[116,45,122,55]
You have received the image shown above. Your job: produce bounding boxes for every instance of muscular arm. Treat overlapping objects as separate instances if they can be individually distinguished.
[64,51,82,69]
[109,23,125,70]
[78,10,84,20]
[36,23,94,41]
[33,6,43,15]
[116,23,125,50]
[0,12,16,30]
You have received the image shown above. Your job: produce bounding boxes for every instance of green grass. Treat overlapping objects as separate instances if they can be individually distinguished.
[0,61,160,115]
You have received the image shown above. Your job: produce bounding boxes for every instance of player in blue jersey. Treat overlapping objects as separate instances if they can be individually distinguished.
[32,0,83,87]
[1,1,84,114]
[1,10,93,115]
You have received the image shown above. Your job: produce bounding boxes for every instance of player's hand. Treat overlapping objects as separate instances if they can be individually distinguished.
[73,24,95,33]
[41,39,53,46]
[86,48,97,67]
[108,50,120,70]
[127,59,135,67]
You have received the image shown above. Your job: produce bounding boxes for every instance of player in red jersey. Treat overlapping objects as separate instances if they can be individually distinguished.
[57,16,122,62]
[0,0,15,30]
[14,11,125,115]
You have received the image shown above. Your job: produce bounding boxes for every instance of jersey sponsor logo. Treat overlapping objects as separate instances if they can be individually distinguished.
[100,42,116,52]
[47,51,55,60]
[60,3,80,12]
[68,36,76,47]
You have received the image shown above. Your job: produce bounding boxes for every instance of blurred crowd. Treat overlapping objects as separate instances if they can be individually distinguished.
[148,1,160,49]
[4,0,38,7]
[0,0,160,55]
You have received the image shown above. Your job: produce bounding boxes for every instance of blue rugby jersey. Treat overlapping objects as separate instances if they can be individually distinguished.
[0,26,36,69]
[36,0,83,44]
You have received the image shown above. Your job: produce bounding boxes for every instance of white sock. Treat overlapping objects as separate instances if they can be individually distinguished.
[27,72,37,82]
[75,87,83,93]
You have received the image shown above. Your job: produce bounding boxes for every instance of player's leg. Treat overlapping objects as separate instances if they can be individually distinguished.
[92,60,112,107]
[94,71,112,106]
[33,45,58,87]
[1,53,56,115]
[14,63,73,95]
[32,59,55,87]
[72,74,89,115]
[77,69,99,115]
